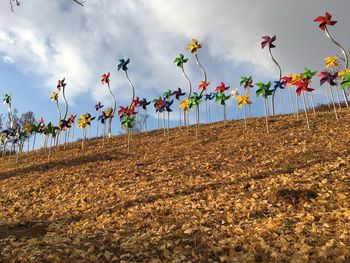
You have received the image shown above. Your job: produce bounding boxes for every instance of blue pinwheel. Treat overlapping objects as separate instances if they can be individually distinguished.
[118,58,130,71]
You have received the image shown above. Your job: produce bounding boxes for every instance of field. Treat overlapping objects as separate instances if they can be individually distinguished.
[1,109,350,262]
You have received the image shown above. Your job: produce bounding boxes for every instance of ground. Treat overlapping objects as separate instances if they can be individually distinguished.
[0,109,350,262]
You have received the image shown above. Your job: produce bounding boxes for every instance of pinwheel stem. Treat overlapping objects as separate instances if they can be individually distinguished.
[223,105,227,122]
[157,112,160,131]
[208,100,211,123]
[264,98,269,133]
[268,47,282,116]
[127,128,131,154]
[325,86,332,111]
[32,133,36,152]
[96,109,101,138]
[62,87,68,120]
[64,130,68,149]
[327,84,339,121]
[334,87,342,110]
[167,111,170,144]
[243,105,247,130]
[301,93,311,130]
[279,88,284,115]
[195,54,208,97]
[71,125,75,143]
[107,83,117,138]
[8,103,14,129]
[205,97,209,124]
[124,70,135,104]
[195,105,199,139]
[288,86,296,115]
[341,89,349,108]
[325,28,348,69]
[178,104,182,128]
[163,112,166,135]
[295,94,299,119]
[181,66,192,98]
[145,109,148,132]
[309,93,316,116]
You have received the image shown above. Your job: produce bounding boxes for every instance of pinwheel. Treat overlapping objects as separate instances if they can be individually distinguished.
[101,72,116,138]
[77,113,95,151]
[302,68,318,116]
[172,88,186,127]
[340,74,350,90]
[314,12,349,108]
[138,98,151,131]
[118,105,137,154]
[57,78,69,121]
[94,101,104,138]
[198,81,211,123]
[256,82,273,132]
[236,94,252,129]
[179,98,190,129]
[160,98,173,141]
[204,92,215,123]
[68,114,77,143]
[3,93,14,129]
[153,96,163,130]
[239,76,254,117]
[215,90,230,122]
[261,35,282,115]
[294,78,314,129]
[174,54,192,98]
[230,89,240,120]
[215,82,230,93]
[163,90,173,100]
[320,71,339,120]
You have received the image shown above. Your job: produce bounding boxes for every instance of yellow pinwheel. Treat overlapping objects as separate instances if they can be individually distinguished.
[324,55,339,68]
[338,68,350,77]
[186,39,203,54]
[78,114,89,129]
[236,94,252,109]
[289,73,301,85]
[50,91,59,101]
[179,98,189,112]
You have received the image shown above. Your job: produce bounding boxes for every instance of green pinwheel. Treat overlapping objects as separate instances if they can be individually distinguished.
[256,81,273,99]
[163,89,173,100]
[256,81,273,133]
[341,74,350,90]
[188,92,203,139]
[3,93,14,129]
[215,92,230,121]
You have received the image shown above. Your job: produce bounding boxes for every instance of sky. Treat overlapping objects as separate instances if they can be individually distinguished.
[0,0,349,137]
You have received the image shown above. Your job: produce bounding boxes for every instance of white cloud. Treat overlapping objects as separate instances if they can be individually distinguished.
[2,55,14,63]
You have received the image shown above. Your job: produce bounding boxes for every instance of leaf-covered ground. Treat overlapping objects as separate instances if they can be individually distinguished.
[0,110,350,262]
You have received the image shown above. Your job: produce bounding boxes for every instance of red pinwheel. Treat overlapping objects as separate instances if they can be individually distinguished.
[132,97,141,108]
[294,78,314,96]
[38,117,45,125]
[101,72,110,85]
[199,81,210,91]
[281,76,292,86]
[314,12,337,31]
[215,82,230,93]
[261,35,276,49]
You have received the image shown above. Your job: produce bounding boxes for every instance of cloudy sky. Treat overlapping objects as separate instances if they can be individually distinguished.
[0,0,349,135]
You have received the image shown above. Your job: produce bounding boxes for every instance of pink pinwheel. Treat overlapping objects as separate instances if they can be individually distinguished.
[56,78,67,91]
[101,72,110,85]
[261,35,276,49]
[38,117,45,125]
[215,82,230,93]
[314,12,337,31]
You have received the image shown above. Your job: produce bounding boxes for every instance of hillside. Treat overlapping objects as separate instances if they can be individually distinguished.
[0,110,350,262]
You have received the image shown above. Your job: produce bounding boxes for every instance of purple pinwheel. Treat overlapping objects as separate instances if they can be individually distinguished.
[320,71,338,86]
[172,88,186,101]
[139,98,151,110]
[261,35,276,49]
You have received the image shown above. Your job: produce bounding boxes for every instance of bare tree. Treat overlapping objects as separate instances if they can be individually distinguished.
[19,110,37,127]
[10,0,85,12]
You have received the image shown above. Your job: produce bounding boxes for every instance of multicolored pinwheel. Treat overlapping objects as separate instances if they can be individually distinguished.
[261,35,283,115]
[293,78,314,129]
[94,101,104,137]
[172,88,186,127]
[236,94,252,129]
[77,113,95,151]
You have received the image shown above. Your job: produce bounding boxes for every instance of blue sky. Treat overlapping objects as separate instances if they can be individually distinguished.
[0,0,349,138]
